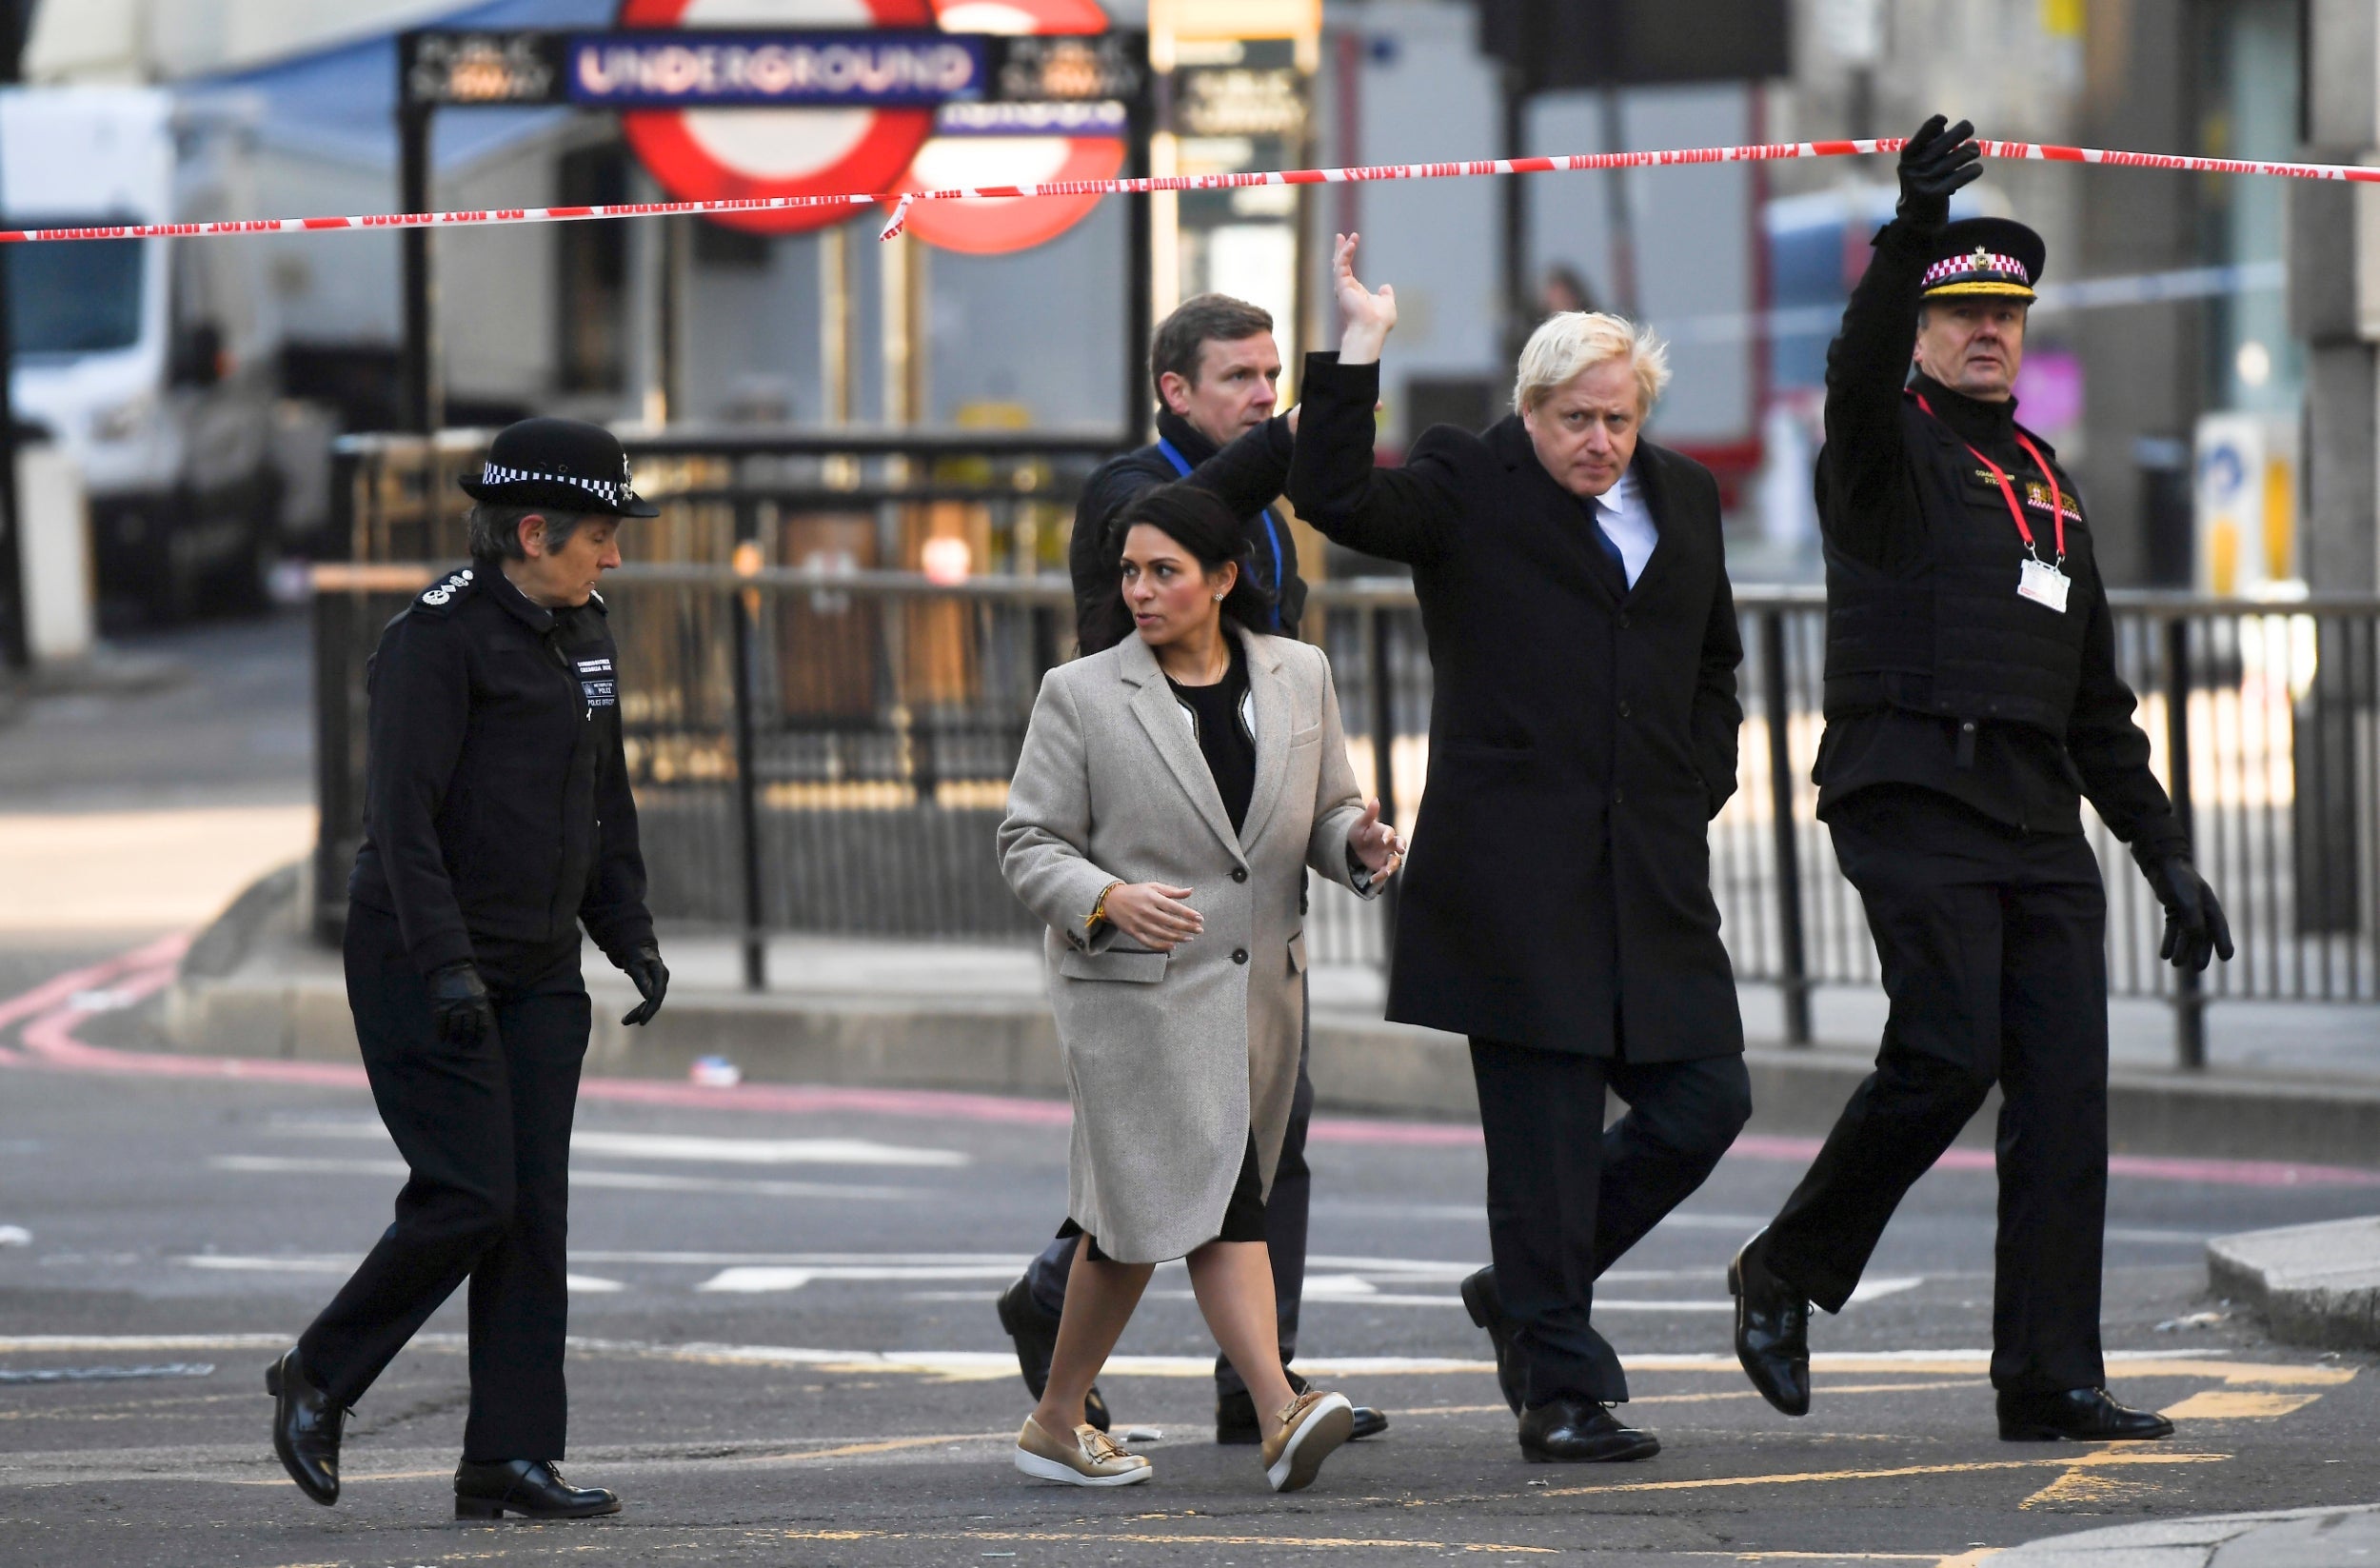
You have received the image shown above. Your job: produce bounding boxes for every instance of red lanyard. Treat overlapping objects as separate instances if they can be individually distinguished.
[1912,392,2066,564]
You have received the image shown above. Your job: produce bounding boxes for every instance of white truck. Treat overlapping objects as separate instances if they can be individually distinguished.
[0,85,295,621]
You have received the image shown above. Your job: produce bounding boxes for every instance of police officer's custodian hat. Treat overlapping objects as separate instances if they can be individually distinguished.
[1919,217,2046,303]
[460,417,661,518]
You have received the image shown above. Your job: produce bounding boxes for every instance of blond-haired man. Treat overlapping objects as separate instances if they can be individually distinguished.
[1286,235,1751,1463]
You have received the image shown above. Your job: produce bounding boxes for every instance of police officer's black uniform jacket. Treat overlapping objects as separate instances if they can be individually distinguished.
[1814,214,2187,869]
[347,558,655,974]
[1067,407,1304,649]
[1752,212,2181,1398]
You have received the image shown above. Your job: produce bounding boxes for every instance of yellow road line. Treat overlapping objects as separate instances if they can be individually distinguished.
[781,1528,1561,1553]
[1298,1380,2000,1423]
[2156,1390,2323,1420]
[733,1430,1009,1464]
[776,1535,1972,1562]
[1536,1447,2228,1499]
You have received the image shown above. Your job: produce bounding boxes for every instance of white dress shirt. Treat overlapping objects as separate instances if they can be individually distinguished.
[1591,466,1657,589]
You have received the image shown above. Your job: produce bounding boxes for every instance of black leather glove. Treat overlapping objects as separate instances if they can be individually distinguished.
[620,944,669,1027]
[426,962,496,1046]
[2148,856,2234,973]
[1896,113,1983,227]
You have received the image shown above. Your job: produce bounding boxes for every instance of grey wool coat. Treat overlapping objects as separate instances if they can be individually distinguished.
[998,625,1378,1264]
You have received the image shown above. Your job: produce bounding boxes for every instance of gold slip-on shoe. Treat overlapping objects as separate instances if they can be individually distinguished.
[1014,1414,1153,1486]
[1262,1389,1355,1493]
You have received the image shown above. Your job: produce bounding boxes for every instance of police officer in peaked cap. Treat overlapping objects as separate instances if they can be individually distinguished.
[1728,118,2233,1441]
[268,418,667,1520]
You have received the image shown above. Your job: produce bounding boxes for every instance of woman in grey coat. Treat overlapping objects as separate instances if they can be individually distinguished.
[998,484,1403,1493]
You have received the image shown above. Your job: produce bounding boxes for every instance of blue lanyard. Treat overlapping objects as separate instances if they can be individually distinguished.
[1156,436,1284,631]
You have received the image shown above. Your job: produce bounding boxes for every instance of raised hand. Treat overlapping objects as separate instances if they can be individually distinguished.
[1348,798,1405,881]
[1895,114,1982,227]
[1332,232,1398,366]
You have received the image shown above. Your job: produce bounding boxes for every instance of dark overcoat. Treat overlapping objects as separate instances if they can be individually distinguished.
[1286,352,1744,1061]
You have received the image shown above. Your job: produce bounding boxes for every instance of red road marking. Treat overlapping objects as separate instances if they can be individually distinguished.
[4,941,2377,1188]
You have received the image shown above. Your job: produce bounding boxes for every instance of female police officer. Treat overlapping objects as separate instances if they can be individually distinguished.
[267,418,668,1520]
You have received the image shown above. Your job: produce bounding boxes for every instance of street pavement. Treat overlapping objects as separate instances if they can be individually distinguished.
[5,611,2380,1566]
[6,1002,2380,1567]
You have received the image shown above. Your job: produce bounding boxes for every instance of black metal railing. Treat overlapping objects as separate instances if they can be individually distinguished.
[313,562,2380,1067]
[329,427,1121,573]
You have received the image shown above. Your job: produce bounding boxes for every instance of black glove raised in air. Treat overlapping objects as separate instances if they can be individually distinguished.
[1896,113,1984,227]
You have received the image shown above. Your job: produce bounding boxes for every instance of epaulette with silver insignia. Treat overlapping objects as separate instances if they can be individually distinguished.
[413,566,476,615]
[585,587,608,615]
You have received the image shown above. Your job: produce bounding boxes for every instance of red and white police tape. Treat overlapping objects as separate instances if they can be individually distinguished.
[3,134,2376,247]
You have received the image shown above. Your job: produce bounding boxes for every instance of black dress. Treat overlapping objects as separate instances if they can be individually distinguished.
[1059,634,1268,1261]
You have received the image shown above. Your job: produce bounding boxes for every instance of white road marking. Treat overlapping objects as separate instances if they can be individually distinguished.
[1847,1277,1926,1303]
[1306,1255,1718,1284]
[183,1255,359,1274]
[206,1156,918,1201]
[1147,1289,1735,1310]
[266,1120,966,1167]
[565,1274,625,1294]
[696,1264,1033,1293]
[574,1250,1037,1267]
[1302,1273,1378,1297]
[0,1334,2289,1387]
[571,1132,967,1167]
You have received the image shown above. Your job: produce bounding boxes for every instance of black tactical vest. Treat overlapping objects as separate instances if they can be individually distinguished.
[1823,395,2094,740]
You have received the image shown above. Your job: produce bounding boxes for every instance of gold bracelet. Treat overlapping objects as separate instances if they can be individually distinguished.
[1086,881,1123,929]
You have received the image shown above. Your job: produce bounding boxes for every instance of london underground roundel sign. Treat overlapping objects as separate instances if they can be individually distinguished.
[887,0,1121,254]
[616,0,939,235]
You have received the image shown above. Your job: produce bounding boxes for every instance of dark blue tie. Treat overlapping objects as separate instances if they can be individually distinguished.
[1589,497,1628,582]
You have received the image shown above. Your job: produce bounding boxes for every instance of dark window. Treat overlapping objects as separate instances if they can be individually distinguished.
[694,217,773,268]
[556,142,628,392]
[8,228,143,354]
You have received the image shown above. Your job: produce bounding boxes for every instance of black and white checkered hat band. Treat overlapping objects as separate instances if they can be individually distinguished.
[478,462,629,506]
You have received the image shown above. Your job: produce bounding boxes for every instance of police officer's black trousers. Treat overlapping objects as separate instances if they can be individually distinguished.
[1026,1005,1314,1400]
[298,903,590,1460]
[1762,787,2111,1396]
[1469,1040,1753,1408]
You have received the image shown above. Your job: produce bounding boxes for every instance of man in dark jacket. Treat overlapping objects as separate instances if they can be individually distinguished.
[1289,234,1752,1463]
[1728,118,2232,1443]
[267,419,669,1521]
[1005,293,1388,1448]
[1064,292,1305,648]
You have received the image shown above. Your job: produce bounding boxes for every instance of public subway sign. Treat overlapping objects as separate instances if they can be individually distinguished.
[565,31,987,109]
[399,30,1142,111]
[398,20,1148,244]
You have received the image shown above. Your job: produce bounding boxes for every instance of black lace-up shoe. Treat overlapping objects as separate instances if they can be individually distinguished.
[1517,1398,1660,1463]
[1997,1387,2175,1442]
[453,1459,622,1519]
[1730,1231,1811,1418]
[1460,1266,1524,1416]
[996,1276,1109,1432]
[265,1349,343,1505]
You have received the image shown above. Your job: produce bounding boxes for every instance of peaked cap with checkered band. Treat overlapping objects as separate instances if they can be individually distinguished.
[460,417,660,518]
[1919,216,2046,303]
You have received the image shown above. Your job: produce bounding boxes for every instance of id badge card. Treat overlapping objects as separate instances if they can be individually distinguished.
[575,655,617,717]
[2017,557,2071,614]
